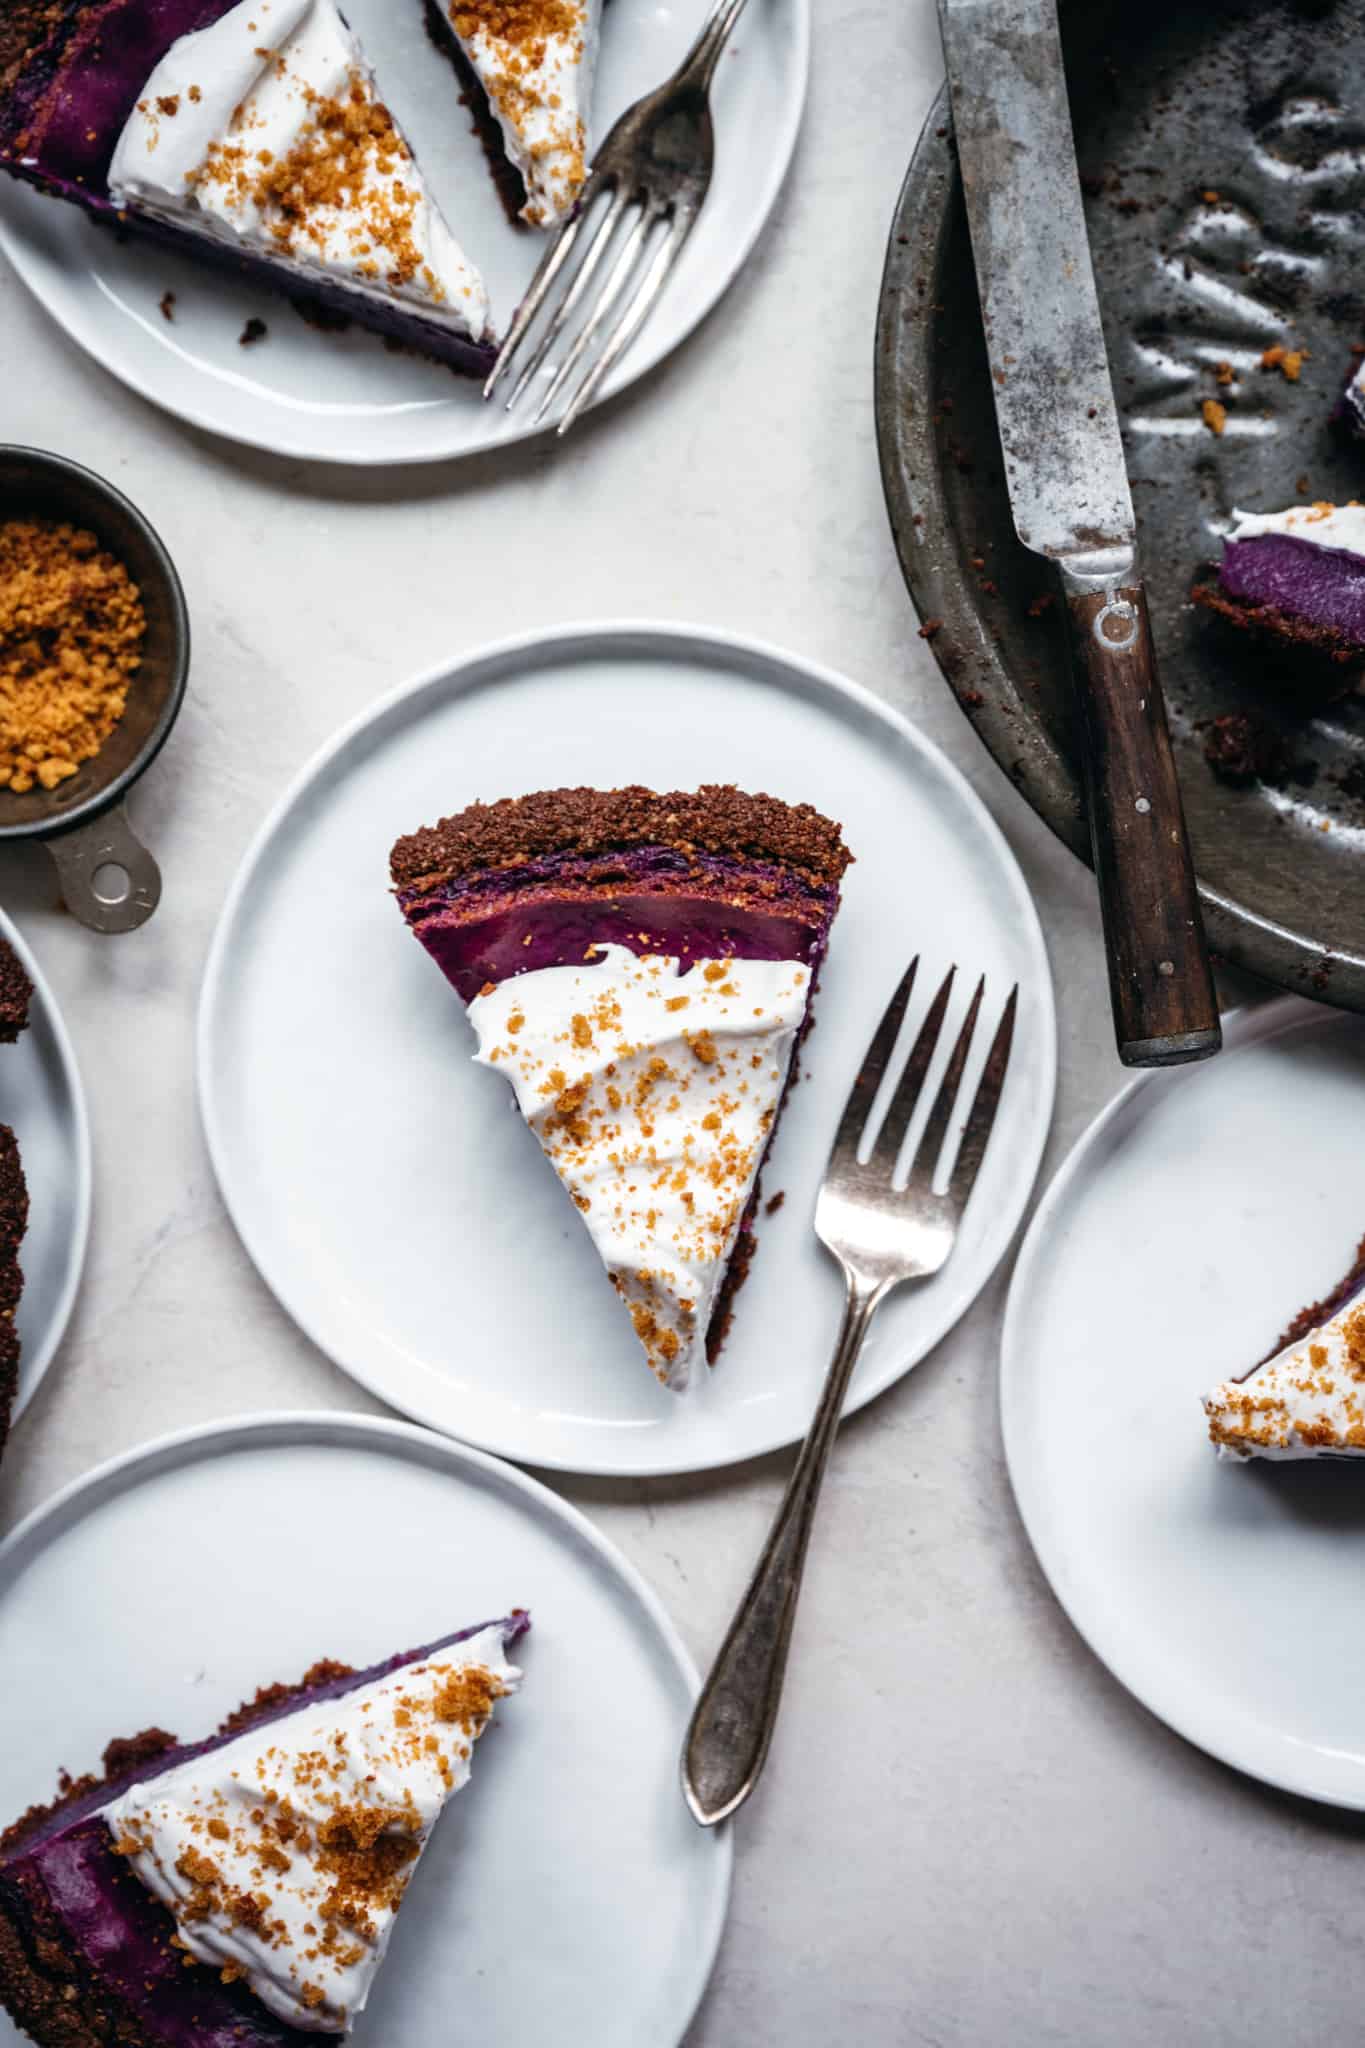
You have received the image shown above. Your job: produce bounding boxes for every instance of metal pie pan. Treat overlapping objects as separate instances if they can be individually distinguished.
[876,0,1365,1010]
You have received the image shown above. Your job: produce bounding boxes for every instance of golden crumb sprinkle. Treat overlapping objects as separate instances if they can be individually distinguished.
[0,518,144,794]
[451,0,581,45]
[193,71,441,300]
[448,0,587,221]
[1206,1305,1365,1454]
[431,1664,504,1730]
[1261,343,1308,382]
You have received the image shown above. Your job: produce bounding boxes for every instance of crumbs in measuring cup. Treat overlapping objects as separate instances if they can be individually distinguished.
[0,518,145,794]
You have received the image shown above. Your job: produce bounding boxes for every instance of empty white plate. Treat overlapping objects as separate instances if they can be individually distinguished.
[0,908,90,1434]
[0,1411,729,2047]
[198,622,1056,1476]
[0,0,806,463]
[1002,996,1365,1807]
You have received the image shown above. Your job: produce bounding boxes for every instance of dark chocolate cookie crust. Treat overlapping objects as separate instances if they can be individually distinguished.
[1193,581,1365,683]
[0,1883,119,2048]
[0,0,68,99]
[1264,1234,1365,1366]
[391,785,853,896]
[0,938,33,1045]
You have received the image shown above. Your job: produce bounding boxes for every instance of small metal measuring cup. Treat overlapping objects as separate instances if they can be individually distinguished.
[0,447,189,932]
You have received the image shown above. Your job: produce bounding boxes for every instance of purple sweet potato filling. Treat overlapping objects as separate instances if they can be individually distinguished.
[399,845,838,1002]
[0,1613,528,2044]
[1220,531,1365,646]
[0,0,223,201]
[0,0,496,374]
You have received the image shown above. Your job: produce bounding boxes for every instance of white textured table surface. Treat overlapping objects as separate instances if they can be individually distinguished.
[3,3,1359,2043]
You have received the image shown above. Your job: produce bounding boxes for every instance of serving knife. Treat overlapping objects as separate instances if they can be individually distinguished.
[936,0,1221,1068]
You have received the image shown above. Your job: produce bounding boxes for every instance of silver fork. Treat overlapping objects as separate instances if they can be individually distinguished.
[483,0,749,434]
[682,958,1018,1827]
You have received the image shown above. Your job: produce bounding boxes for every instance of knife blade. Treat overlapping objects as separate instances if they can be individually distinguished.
[937,0,1221,1068]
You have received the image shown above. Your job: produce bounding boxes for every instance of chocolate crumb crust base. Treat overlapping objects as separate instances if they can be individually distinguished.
[0,939,33,1045]
[1192,582,1365,698]
[0,1615,528,2048]
[0,1125,28,1464]
[390,784,853,896]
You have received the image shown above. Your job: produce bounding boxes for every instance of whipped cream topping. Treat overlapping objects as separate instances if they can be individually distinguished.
[468,945,809,1390]
[109,0,489,340]
[102,1626,520,2033]
[1204,1287,1365,1461]
[1227,502,1365,558]
[445,0,600,224]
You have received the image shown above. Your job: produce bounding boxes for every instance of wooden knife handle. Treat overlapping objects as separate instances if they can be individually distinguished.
[1064,577,1221,1067]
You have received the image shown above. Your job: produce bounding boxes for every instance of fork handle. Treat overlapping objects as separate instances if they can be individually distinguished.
[678,0,751,89]
[682,1274,883,1827]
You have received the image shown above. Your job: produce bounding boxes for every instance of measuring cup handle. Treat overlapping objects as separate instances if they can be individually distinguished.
[46,805,162,933]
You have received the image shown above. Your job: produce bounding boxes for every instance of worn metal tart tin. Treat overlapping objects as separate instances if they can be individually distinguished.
[876,0,1365,1011]
[0,446,189,931]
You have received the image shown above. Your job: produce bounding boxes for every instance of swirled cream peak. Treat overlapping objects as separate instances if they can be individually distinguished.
[443,0,600,224]
[468,945,809,1391]
[102,1626,520,2033]
[108,0,489,340]
[1228,501,1365,557]
[1204,1289,1365,1461]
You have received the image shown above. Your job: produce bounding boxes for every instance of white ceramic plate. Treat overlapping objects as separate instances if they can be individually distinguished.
[0,1410,729,2046]
[0,0,805,464]
[1002,995,1365,1809]
[0,908,90,1431]
[199,622,1056,1477]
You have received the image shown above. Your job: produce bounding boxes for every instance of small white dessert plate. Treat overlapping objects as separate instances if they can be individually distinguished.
[1002,995,1365,1809]
[0,0,806,465]
[0,1410,730,2048]
[0,908,90,1433]
[198,621,1056,1477]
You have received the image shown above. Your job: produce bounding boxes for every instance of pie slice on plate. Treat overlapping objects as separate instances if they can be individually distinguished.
[1204,1240,1365,1460]
[0,0,494,372]
[0,1612,527,2042]
[428,0,601,225]
[390,785,852,1392]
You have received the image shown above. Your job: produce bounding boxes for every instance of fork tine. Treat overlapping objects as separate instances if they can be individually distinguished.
[532,206,656,426]
[945,984,1018,1215]
[903,975,983,1192]
[483,185,605,400]
[869,965,956,1174]
[501,186,632,413]
[556,210,692,434]
[825,958,919,1170]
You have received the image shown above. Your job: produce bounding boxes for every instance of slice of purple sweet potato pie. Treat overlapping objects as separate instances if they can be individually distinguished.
[390,785,853,1393]
[1193,502,1365,698]
[0,0,494,373]
[0,1613,527,2043]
